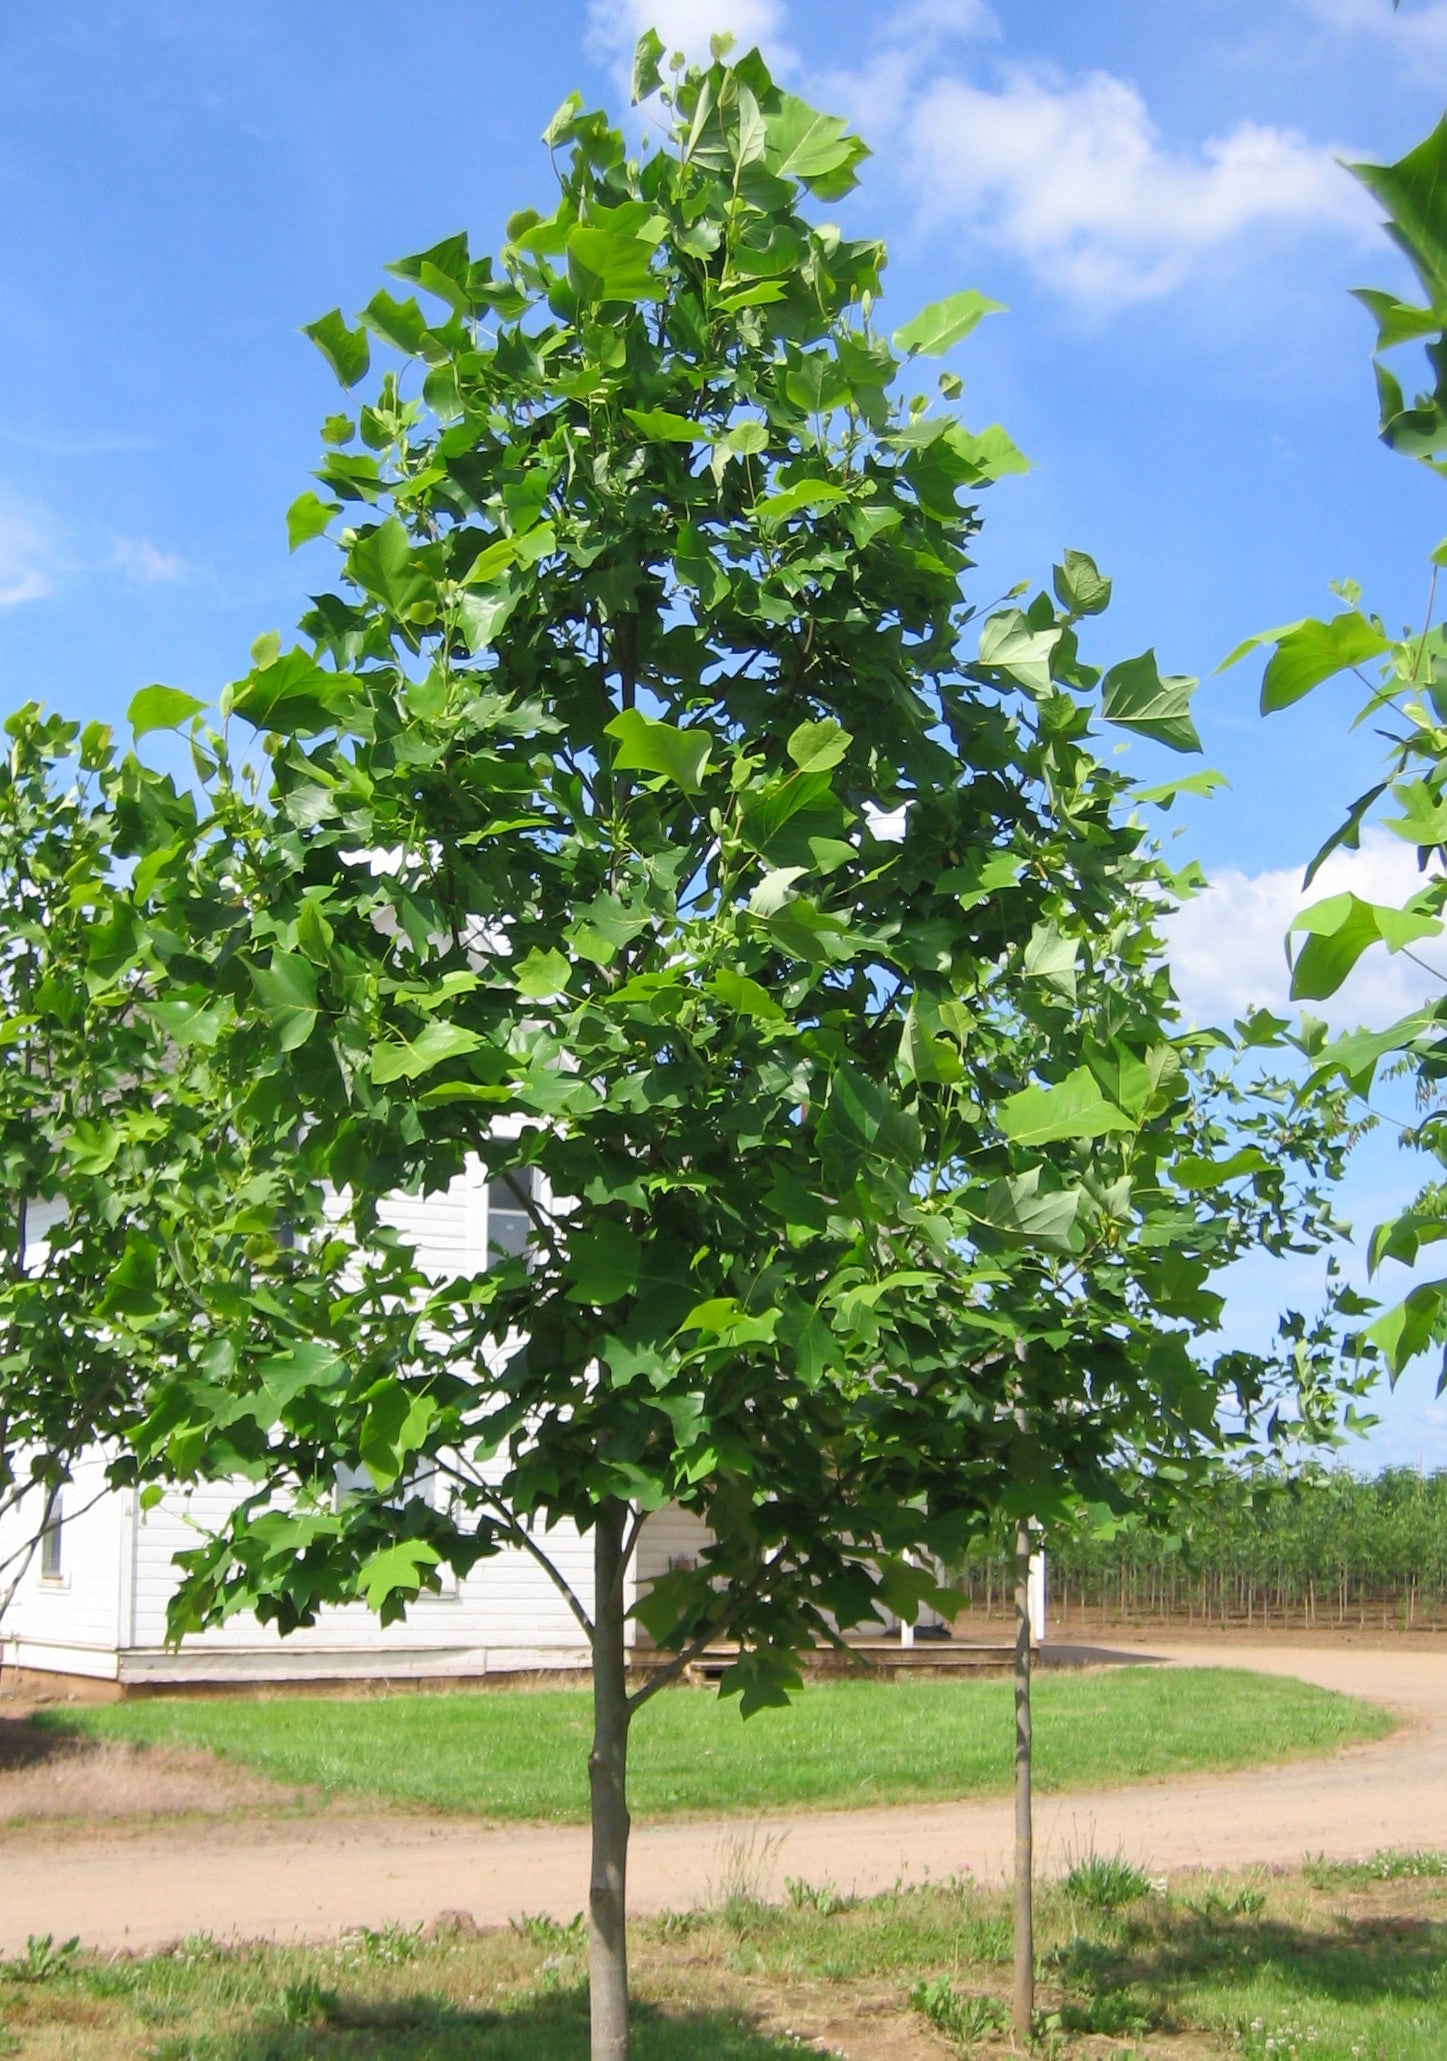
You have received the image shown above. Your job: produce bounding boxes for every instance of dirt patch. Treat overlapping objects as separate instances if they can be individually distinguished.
[0,1716,308,1825]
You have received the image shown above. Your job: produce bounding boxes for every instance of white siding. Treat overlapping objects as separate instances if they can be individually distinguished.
[3,1164,736,1683]
[2,1452,127,1678]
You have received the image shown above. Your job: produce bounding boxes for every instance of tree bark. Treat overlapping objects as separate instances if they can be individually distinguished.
[589,1499,632,2061]
[1012,1513,1034,2044]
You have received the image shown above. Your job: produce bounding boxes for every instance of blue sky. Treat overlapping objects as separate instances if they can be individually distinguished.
[4,0,1447,1463]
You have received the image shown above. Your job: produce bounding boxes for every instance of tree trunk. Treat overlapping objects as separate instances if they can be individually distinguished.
[1012,1514,1034,2043]
[589,1499,632,2061]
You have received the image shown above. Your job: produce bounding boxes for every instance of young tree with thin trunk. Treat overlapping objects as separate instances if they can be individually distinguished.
[121,38,1363,2056]
[0,705,255,1632]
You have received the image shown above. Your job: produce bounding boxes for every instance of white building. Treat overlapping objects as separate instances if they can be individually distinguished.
[1,1162,1040,1689]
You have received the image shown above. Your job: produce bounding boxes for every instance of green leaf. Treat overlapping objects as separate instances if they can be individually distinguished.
[999,1066,1135,1147]
[348,517,434,618]
[1311,1011,1437,1091]
[786,719,851,773]
[622,407,713,444]
[229,648,359,737]
[514,946,572,999]
[968,1168,1082,1248]
[1100,652,1201,753]
[891,290,1004,358]
[749,866,807,917]
[712,968,786,1022]
[1131,768,1229,810]
[753,478,850,525]
[370,1020,484,1085]
[1022,922,1078,997]
[1383,778,1447,848]
[727,419,768,457]
[249,952,318,1051]
[763,94,869,199]
[361,288,429,357]
[946,423,1029,481]
[302,309,371,389]
[1352,288,1442,351]
[567,1221,641,1306]
[360,1539,441,1611]
[457,587,521,654]
[128,685,206,739]
[1365,1279,1447,1378]
[359,1386,438,1489]
[567,219,663,303]
[1289,891,1441,1000]
[1220,611,1392,715]
[256,1342,348,1419]
[1172,1147,1272,1189]
[631,26,665,104]
[1053,549,1112,617]
[977,613,1058,694]
[286,490,341,552]
[605,709,711,793]
[1351,115,1447,313]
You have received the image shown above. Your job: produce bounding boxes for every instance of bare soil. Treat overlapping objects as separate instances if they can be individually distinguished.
[0,1714,310,1827]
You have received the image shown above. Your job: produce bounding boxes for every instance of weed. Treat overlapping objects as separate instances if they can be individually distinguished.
[1189,1881,1268,1921]
[1303,1848,1447,1888]
[909,1973,1006,2046]
[1060,1987,1155,2036]
[339,1918,424,1965]
[955,1913,1012,1964]
[279,1972,340,2025]
[508,1912,585,1950]
[657,1907,706,1939]
[1,1933,79,1984]
[1062,1847,1153,1915]
[713,1826,783,1937]
[167,1934,227,1968]
[783,1877,855,1917]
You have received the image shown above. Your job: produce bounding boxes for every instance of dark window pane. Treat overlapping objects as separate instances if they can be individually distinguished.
[487,1167,532,1262]
[40,1492,62,1580]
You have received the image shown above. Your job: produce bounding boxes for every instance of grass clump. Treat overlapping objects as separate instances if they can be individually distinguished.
[40,1666,1393,1823]
[909,1972,1005,2045]
[1062,1846,1154,1915]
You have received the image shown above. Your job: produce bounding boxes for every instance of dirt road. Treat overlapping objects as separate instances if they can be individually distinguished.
[2,1642,1442,1957]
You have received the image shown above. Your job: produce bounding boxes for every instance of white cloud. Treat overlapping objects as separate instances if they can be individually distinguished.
[109,536,193,586]
[1166,828,1445,1030]
[902,64,1374,304]
[1297,0,1447,61]
[0,499,56,607]
[585,0,794,92]
[588,0,1378,311]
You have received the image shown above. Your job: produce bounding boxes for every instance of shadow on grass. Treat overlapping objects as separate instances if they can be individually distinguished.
[1060,1908,1447,2025]
[144,1989,800,2060]
[0,1716,85,1773]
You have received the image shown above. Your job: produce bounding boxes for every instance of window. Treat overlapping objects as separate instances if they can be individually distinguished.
[39,1491,62,1581]
[487,1167,533,1264]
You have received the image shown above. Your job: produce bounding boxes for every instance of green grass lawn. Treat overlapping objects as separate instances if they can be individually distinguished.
[43,1665,1391,1823]
[2,1854,1444,2058]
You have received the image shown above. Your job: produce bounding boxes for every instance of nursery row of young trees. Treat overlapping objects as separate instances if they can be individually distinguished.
[957,1467,1447,1630]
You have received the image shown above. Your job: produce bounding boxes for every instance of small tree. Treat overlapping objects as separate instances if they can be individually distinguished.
[124,41,1361,2056]
[1229,112,1447,1391]
[0,703,254,1625]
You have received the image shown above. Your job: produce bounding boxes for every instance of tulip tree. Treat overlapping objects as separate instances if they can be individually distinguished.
[1230,112,1447,1394]
[0,706,256,1622]
[126,39,1359,2056]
